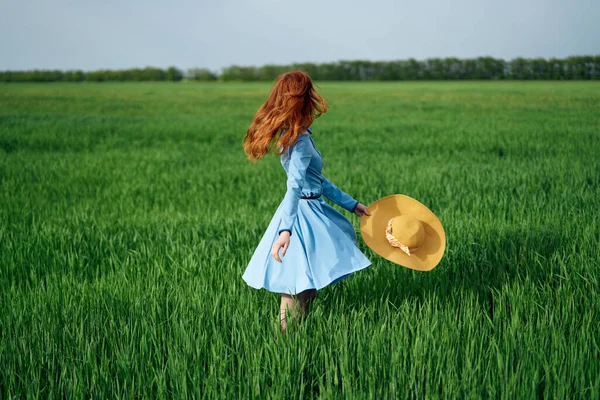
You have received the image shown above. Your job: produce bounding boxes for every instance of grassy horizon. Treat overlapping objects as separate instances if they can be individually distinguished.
[1,81,599,398]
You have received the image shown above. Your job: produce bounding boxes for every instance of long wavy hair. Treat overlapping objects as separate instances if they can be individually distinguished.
[243,71,328,161]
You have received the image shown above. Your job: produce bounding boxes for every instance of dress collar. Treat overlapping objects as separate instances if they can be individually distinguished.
[281,126,312,135]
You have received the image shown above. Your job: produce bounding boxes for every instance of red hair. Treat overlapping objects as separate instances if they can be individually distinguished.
[243,71,328,161]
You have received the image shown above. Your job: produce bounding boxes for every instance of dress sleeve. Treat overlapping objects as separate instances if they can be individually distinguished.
[278,138,312,236]
[322,176,359,213]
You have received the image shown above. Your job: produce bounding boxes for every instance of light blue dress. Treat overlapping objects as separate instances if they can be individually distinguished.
[242,127,372,294]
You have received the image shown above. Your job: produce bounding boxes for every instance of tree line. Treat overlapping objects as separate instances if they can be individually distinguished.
[1,56,598,82]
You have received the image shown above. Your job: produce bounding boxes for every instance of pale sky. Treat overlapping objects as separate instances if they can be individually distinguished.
[1,0,598,72]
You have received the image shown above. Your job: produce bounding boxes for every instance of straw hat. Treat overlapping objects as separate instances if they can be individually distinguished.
[359,195,446,271]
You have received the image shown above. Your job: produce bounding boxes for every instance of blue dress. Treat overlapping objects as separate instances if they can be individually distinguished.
[242,127,372,294]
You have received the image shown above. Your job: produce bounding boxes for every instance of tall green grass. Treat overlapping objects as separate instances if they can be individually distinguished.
[1,82,599,398]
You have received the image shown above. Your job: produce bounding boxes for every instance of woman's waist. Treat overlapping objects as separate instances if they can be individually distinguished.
[300,193,322,200]
[299,188,323,199]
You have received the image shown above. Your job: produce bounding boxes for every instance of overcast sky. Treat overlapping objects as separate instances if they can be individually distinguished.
[1,0,598,72]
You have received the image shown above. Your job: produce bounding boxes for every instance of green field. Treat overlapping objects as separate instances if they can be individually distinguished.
[1,81,599,398]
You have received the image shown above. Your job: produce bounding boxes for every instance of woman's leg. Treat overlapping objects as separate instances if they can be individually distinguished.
[279,289,317,333]
[297,289,317,314]
[279,294,295,333]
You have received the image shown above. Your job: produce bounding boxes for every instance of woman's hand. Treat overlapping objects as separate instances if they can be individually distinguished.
[354,203,371,217]
[271,231,291,263]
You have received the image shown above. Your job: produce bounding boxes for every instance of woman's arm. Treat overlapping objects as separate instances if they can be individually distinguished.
[278,137,312,235]
[321,176,359,213]
[272,137,312,263]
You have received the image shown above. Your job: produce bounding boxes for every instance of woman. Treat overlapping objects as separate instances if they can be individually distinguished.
[242,71,372,333]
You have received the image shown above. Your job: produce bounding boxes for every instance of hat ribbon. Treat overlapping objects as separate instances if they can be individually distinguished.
[385,218,419,256]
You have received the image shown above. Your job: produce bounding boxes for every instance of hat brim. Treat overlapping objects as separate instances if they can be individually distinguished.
[359,194,446,271]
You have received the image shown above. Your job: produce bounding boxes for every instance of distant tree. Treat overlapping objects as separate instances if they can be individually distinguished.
[314,62,335,80]
[474,57,505,80]
[548,58,564,79]
[571,55,595,79]
[256,64,287,81]
[220,65,258,81]
[425,58,443,80]
[568,56,584,79]
[291,63,320,79]
[2,56,599,82]
[510,58,530,79]
[593,56,600,80]
[185,68,217,81]
[531,58,549,79]
[378,61,398,80]
[406,58,422,80]
[85,70,105,82]
[0,71,13,82]
[440,58,460,80]
[63,70,81,82]
[166,66,183,81]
